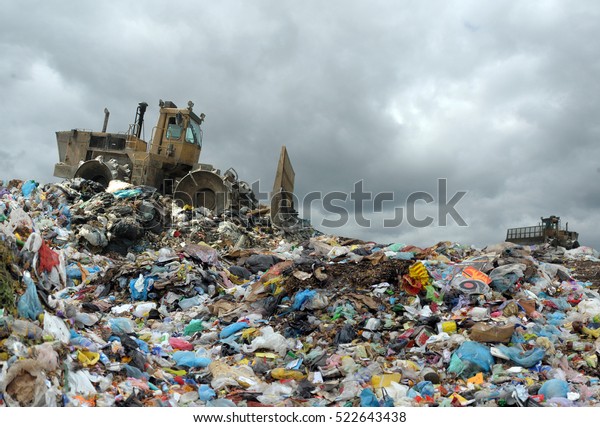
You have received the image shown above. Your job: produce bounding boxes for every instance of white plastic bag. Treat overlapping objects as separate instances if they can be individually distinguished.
[43,312,70,344]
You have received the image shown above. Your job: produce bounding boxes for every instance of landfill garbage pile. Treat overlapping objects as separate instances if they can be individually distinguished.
[2,178,600,407]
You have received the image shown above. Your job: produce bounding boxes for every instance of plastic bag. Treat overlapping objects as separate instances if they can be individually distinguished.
[334,324,357,344]
[21,180,38,198]
[244,254,280,273]
[108,317,136,334]
[306,292,329,309]
[448,341,494,377]
[578,299,600,318]
[242,326,291,356]
[35,342,60,372]
[412,380,435,397]
[539,379,569,400]
[336,380,362,401]
[184,243,219,265]
[496,345,545,368]
[256,383,293,405]
[69,330,99,351]
[77,350,100,367]
[184,319,204,336]
[209,360,259,390]
[198,384,216,401]
[292,289,316,310]
[133,302,156,318]
[360,388,380,407]
[17,272,43,321]
[169,337,194,351]
[220,322,249,339]
[179,295,206,310]
[0,359,48,406]
[489,264,525,293]
[172,351,211,368]
[129,274,154,301]
[67,370,97,395]
[43,312,70,344]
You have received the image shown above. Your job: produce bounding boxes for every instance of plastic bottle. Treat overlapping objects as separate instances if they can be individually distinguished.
[11,319,43,340]
[69,330,99,351]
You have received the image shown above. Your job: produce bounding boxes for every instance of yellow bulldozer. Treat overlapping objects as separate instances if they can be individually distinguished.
[53,100,295,224]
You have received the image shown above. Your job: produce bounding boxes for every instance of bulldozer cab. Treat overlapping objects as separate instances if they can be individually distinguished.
[150,101,205,168]
[541,215,560,237]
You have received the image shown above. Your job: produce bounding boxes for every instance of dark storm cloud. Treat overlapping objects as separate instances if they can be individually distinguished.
[1,0,599,248]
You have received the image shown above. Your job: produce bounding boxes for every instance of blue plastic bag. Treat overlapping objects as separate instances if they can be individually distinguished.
[219,322,249,339]
[129,275,154,301]
[134,338,150,353]
[21,180,38,198]
[17,273,43,320]
[114,188,143,198]
[497,345,545,368]
[292,289,316,310]
[359,388,380,407]
[413,381,435,397]
[124,364,148,379]
[448,341,494,377]
[539,379,569,400]
[198,384,216,401]
[547,312,566,326]
[172,351,211,368]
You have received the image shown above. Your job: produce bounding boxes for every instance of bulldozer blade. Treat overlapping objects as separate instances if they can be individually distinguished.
[271,146,296,228]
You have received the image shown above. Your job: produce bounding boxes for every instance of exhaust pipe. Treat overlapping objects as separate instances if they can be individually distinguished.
[102,108,110,132]
[135,102,148,139]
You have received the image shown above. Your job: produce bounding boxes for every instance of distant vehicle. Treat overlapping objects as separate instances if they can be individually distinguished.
[53,100,295,225]
[505,215,579,249]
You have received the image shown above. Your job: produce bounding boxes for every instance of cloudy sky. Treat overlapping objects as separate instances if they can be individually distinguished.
[2,1,599,249]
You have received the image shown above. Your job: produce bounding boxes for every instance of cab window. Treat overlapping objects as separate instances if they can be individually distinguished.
[185,119,203,147]
[166,117,183,140]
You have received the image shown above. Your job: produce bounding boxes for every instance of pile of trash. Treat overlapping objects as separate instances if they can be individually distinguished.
[2,178,600,407]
